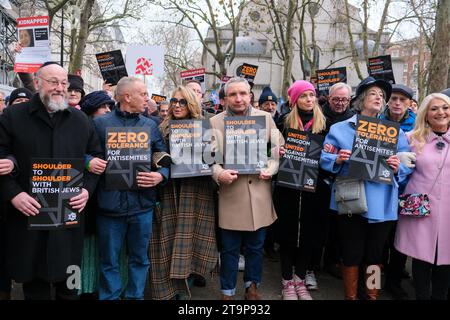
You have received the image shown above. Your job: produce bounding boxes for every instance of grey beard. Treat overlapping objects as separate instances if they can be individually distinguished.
[47,100,69,112]
[40,92,69,112]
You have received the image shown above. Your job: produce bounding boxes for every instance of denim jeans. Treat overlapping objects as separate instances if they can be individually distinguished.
[220,227,266,296]
[97,210,153,300]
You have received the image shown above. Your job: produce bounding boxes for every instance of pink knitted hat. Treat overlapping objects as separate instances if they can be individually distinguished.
[287,80,316,106]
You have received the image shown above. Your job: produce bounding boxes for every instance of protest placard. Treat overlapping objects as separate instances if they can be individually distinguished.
[180,68,206,92]
[368,55,395,84]
[126,45,165,77]
[96,50,128,85]
[277,129,324,192]
[169,119,213,178]
[105,127,151,190]
[316,67,347,96]
[14,16,51,73]
[348,115,400,184]
[224,116,267,174]
[28,158,83,230]
[151,94,167,104]
[239,63,258,83]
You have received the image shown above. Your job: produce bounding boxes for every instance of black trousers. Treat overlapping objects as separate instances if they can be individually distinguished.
[22,278,79,300]
[385,222,408,286]
[412,258,450,300]
[337,214,394,266]
[323,212,341,266]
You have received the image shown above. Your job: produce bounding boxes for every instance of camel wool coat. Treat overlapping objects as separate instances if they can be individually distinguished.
[210,108,284,231]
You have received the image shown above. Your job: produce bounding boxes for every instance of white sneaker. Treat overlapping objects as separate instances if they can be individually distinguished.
[305,270,318,290]
[238,254,245,271]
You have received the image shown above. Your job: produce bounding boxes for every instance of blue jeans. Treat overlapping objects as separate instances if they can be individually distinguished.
[97,210,153,300]
[220,227,266,296]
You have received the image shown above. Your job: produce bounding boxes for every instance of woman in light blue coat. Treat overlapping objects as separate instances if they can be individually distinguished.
[320,77,412,300]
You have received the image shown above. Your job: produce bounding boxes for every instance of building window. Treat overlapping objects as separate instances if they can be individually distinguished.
[403,63,408,73]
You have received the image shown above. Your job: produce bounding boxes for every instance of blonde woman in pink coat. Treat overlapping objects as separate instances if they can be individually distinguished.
[395,93,450,300]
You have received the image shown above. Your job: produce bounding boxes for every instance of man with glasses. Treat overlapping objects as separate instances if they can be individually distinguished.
[323,82,354,134]
[380,84,416,300]
[0,61,103,300]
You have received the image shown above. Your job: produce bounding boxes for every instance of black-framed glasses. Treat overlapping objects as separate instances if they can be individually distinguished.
[170,98,188,107]
[330,97,350,104]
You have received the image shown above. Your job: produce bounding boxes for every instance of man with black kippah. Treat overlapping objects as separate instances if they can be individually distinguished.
[0,62,103,300]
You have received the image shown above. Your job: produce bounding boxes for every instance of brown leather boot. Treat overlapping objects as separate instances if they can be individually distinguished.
[221,294,234,300]
[244,283,262,300]
[341,265,359,300]
[365,265,381,300]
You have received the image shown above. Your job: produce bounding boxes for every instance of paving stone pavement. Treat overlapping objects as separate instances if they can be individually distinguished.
[11,255,415,300]
[188,255,416,300]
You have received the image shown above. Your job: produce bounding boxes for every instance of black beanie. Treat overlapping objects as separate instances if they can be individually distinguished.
[258,86,278,105]
[8,87,33,106]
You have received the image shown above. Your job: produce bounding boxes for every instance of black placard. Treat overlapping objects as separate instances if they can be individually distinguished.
[169,119,213,178]
[96,50,128,86]
[239,63,258,83]
[368,55,395,84]
[105,127,151,190]
[348,115,400,184]
[277,129,324,192]
[224,116,267,174]
[28,158,83,230]
[316,67,347,96]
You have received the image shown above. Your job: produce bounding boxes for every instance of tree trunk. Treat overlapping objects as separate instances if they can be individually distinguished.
[68,0,95,73]
[281,0,296,100]
[428,0,450,93]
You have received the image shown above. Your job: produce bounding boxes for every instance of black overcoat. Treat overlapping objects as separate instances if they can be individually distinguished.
[0,94,102,282]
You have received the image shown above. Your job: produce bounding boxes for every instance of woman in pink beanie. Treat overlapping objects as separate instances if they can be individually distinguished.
[273,79,329,300]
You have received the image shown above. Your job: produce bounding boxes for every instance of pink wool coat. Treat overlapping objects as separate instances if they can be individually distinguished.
[395,130,450,265]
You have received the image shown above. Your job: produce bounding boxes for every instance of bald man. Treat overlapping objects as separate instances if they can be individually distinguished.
[93,76,168,300]
[0,62,103,300]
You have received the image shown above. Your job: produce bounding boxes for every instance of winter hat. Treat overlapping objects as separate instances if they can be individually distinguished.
[355,76,392,102]
[68,74,85,96]
[80,90,115,116]
[391,84,413,100]
[287,80,315,106]
[258,86,278,105]
[8,87,33,106]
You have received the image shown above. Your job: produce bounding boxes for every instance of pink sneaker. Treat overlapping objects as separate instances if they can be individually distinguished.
[281,279,298,300]
[293,275,313,300]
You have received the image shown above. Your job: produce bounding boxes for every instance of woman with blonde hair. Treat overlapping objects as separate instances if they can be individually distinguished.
[395,93,450,300]
[273,80,328,300]
[149,86,218,300]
